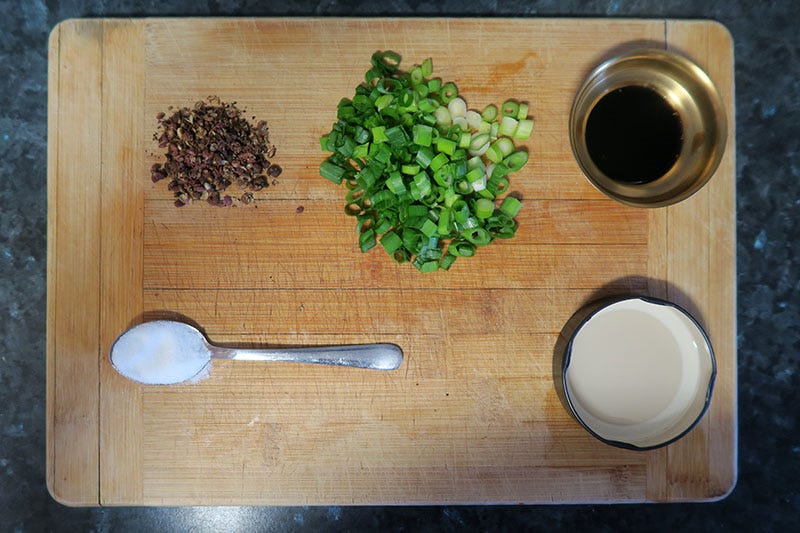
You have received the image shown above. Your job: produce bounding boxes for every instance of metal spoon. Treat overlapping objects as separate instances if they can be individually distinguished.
[110,320,403,385]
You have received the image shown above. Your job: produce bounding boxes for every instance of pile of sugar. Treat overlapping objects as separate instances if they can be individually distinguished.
[110,321,211,385]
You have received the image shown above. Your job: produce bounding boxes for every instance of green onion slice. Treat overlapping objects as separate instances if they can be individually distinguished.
[482,104,498,121]
[500,196,522,218]
[502,100,519,117]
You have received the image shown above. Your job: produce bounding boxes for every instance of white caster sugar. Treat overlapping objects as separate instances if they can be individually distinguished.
[110,321,212,385]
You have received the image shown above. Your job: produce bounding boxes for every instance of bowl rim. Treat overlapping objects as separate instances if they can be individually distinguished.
[562,295,717,450]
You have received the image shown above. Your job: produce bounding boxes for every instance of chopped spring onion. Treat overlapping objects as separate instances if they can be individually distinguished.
[475,198,494,219]
[448,97,467,118]
[505,150,529,172]
[514,118,534,140]
[452,116,469,131]
[380,231,403,254]
[500,196,522,218]
[485,137,516,164]
[372,126,388,143]
[467,155,485,171]
[450,240,476,257]
[410,66,424,86]
[434,106,451,127]
[418,98,439,113]
[386,172,406,194]
[465,110,482,129]
[375,94,394,111]
[472,175,487,192]
[502,100,520,117]
[463,226,492,246]
[436,137,457,156]
[485,143,503,164]
[439,253,457,270]
[412,124,433,146]
[500,115,518,137]
[495,137,515,157]
[319,51,534,272]
[421,57,433,77]
[415,146,435,168]
[401,163,420,175]
[468,133,491,157]
[465,167,484,184]
[320,161,346,184]
[440,82,458,103]
[359,228,376,251]
[429,153,449,171]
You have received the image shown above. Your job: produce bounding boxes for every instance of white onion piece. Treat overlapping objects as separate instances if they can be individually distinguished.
[467,155,485,171]
[434,106,451,126]
[465,110,483,129]
[447,97,467,118]
[452,116,469,130]
[468,143,490,157]
[472,176,487,192]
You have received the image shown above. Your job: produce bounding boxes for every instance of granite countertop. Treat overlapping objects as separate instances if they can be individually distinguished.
[1,0,797,530]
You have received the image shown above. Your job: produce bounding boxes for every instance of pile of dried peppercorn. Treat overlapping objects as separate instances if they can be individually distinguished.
[151,96,282,207]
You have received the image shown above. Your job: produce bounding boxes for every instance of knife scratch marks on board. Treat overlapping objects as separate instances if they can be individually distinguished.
[249,19,260,46]
[235,23,248,57]
[164,22,187,61]
[369,379,377,408]
[380,20,388,50]
[446,20,453,55]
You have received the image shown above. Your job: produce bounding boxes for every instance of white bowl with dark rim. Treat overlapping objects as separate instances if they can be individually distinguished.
[562,296,716,450]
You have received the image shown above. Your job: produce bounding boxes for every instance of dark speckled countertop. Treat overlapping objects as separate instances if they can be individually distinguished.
[1,0,798,530]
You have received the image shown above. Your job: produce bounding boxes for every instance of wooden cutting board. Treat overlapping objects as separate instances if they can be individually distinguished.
[47,17,736,505]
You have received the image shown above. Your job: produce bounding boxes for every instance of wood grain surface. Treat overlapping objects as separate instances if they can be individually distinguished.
[47,17,736,505]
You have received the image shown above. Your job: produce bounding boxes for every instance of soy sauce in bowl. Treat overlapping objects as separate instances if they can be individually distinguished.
[585,86,683,185]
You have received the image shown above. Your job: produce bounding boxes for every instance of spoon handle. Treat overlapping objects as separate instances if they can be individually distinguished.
[209,343,403,371]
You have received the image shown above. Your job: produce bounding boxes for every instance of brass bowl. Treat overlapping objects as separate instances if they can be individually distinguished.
[569,48,727,207]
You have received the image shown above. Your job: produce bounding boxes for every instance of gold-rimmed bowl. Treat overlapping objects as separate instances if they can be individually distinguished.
[569,48,727,207]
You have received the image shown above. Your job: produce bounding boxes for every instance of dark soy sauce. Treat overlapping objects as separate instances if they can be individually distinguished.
[585,86,683,184]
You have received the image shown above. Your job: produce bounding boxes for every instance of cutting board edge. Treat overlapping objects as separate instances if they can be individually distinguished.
[46,18,103,508]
